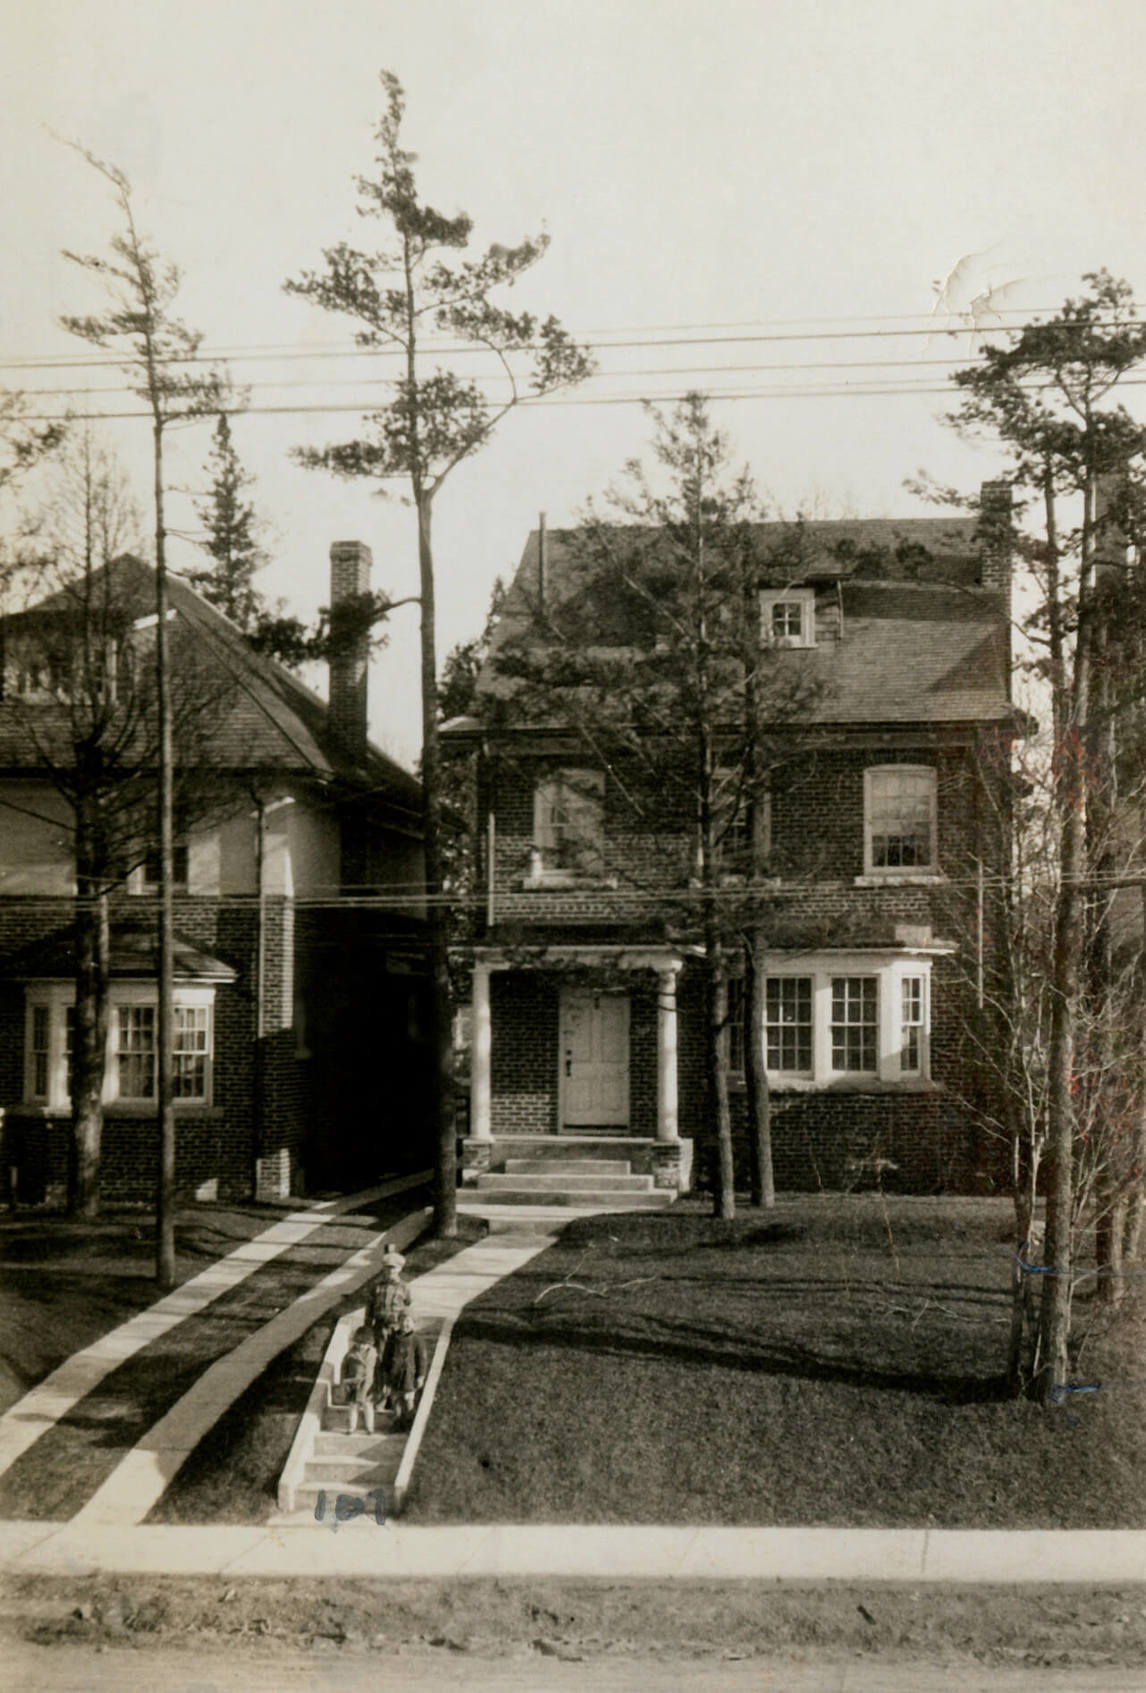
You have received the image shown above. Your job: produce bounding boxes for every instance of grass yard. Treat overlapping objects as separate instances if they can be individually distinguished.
[406,1195,1146,1529]
[0,1201,306,1415]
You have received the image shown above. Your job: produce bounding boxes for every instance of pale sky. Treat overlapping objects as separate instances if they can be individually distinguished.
[2,0,1144,764]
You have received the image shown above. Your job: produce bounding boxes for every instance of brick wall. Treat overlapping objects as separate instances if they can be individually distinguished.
[490,971,559,1134]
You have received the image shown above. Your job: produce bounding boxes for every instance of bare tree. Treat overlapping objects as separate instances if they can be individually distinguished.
[943,272,1146,1399]
[59,146,232,1283]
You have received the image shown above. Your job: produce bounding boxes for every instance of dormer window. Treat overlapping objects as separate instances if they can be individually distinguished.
[760,589,816,648]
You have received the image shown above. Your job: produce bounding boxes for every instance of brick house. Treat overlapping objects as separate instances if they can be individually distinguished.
[0,541,429,1205]
[442,490,1017,1197]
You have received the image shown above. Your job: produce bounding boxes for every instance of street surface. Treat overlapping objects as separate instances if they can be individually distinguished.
[7,1642,1146,1692]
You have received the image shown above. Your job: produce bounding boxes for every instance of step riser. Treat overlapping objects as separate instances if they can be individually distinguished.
[304,1454,400,1481]
[468,1190,674,1208]
[503,1159,633,1175]
[479,1174,653,1192]
[313,1433,393,1459]
[292,1483,393,1516]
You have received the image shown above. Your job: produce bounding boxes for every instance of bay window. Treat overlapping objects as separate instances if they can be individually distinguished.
[24,985,216,1108]
[755,954,934,1086]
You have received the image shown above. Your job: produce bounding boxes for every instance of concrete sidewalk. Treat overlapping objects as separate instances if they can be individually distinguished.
[2,1517,1145,1583]
[0,1173,429,1485]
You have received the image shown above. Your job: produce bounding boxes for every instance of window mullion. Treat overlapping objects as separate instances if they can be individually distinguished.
[813,972,830,1082]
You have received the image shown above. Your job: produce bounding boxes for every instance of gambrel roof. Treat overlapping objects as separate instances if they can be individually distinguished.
[470,517,1011,730]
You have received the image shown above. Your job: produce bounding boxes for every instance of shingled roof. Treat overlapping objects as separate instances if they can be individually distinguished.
[471,518,1011,729]
[0,556,422,817]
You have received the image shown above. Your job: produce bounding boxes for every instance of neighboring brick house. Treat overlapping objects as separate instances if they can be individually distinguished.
[442,491,1017,1196]
[0,542,429,1205]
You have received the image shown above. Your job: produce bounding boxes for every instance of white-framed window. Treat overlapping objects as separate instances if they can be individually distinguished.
[756,953,934,1087]
[24,984,216,1108]
[900,974,926,1073]
[760,588,816,648]
[864,765,938,876]
[831,976,879,1074]
[766,975,814,1075]
[531,768,606,880]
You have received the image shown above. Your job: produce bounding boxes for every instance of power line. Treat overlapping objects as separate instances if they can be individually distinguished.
[0,309,1111,377]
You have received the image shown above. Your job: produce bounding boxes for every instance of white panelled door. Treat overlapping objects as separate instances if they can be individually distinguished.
[560,991,630,1127]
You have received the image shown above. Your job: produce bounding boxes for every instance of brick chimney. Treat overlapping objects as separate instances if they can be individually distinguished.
[978,480,1013,600]
[328,540,372,755]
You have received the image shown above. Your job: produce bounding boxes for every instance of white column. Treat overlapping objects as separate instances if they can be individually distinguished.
[656,967,679,1143]
[470,961,492,1141]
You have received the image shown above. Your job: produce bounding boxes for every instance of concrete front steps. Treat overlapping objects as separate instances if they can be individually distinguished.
[474,1158,675,1210]
[289,1409,405,1518]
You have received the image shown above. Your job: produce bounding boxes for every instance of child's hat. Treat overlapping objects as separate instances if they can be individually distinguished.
[381,1242,406,1269]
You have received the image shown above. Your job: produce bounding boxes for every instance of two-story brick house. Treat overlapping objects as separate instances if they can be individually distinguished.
[0,541,429,1205]
[443,490,1016,1198]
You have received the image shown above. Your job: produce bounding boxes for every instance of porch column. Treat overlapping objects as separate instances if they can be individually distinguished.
[470,961,492,1142]
[655,966,680,1143]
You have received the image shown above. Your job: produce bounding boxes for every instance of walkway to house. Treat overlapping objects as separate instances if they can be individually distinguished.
[0,1173,430,1486]
[83,1204,568,1526]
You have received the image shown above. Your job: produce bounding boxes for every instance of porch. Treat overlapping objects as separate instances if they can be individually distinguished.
[461,945,695,1197]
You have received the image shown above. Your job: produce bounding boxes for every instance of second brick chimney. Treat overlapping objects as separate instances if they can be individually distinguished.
[328,540,372,755]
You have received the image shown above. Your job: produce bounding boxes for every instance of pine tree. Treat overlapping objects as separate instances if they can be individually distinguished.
[190,413,266,631]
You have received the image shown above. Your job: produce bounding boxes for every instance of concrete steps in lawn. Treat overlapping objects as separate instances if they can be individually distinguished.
[289,1412,406,1517]
[474,1159,675,1209]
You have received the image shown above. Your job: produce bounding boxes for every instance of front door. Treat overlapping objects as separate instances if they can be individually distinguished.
[560,991,630,1128]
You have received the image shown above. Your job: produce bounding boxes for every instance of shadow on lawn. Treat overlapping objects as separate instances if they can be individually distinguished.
[457,1303,1012,1406]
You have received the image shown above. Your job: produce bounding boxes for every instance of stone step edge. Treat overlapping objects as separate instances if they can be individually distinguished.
[467,1190,676,1209]
[478,1174,654,1192]
[502,1160,634,1175]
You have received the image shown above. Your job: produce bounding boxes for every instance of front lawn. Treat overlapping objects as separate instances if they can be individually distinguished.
[406,1195,1146,1528]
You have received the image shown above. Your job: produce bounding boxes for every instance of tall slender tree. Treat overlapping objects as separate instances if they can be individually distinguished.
[189,413,267,631]
[945,271,1146,1399]
[285,70,593,1235]
[60,146,232,1285]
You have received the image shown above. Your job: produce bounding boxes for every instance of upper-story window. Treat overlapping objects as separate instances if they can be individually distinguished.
[864,766,937,876]
[708,768,770,877]
[760,588,816,649]
[532,769,606,881]
[139,843,190,891]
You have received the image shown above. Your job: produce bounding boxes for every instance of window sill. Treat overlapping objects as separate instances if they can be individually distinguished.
[521,872,618,891]
[769,1076,940,1094]
[12,1101,222,1117]
[728,1075,938,1094]
[854,873,947,888]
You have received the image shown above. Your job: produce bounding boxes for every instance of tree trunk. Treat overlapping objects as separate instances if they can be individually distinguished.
[70,808,109,1220]
[708,938,735,1219]
[417,492,457,1238]
[744,929,774,1208]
